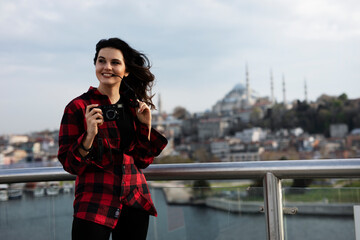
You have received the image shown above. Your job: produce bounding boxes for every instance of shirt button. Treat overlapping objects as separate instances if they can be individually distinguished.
[114,209,120,218]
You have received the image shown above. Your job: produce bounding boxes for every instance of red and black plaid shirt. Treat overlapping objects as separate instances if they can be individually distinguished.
[58,87,167,228]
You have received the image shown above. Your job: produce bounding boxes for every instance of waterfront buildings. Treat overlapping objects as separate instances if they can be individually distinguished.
[1,77,360,166]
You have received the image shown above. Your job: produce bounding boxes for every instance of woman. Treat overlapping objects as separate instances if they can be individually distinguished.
[58,38,167,240]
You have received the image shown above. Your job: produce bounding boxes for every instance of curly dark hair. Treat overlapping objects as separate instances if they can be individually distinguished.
[94,38,155,109]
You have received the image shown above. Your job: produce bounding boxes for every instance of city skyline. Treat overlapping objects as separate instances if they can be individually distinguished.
[1,0,359,134]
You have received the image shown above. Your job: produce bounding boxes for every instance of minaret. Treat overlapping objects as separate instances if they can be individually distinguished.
[156,93,164,132]
[304,78,308,103]
[282,74,286,105]
[246,63,250,106]
[270,69,274,104]
[158,93,162,114]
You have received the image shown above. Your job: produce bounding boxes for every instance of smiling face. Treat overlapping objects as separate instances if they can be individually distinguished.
[95,47,129,89]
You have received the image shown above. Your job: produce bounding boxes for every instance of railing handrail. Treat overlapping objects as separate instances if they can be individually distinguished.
[0,158,359,184]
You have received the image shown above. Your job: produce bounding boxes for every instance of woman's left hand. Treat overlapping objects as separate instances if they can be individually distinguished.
[136,101,152,129]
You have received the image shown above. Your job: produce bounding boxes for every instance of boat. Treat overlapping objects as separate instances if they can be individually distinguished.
[62,182,73,194]
[8,183,25,199]
[0,184,9,201]
[33,182,46,197]
[46,181,60,196]
[25,182,46,197]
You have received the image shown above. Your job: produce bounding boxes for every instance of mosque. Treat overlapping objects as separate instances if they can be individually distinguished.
[211,66,307,116]
[212,65,267,116]
[212,83,260,114]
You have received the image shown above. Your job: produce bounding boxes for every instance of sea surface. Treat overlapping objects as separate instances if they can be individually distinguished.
[0,187,356,240]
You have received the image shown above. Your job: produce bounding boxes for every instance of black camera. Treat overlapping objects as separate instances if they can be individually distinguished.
[97,104,123,122]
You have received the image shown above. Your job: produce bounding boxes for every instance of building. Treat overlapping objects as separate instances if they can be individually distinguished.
[197,117,231,140]
[212,83,259,116]
[234,127,267,143]
[210,139,230,161]
[330,124,348,138]
[346,128,360,157]
[210,137,264,162]
[9,135,29,145]
[228,142,263,162]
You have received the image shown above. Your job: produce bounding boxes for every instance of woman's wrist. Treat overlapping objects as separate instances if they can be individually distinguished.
[78,132,95,157]
[80,142,93,152]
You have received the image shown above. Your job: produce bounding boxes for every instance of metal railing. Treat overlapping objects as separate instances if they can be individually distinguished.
[1,159,360,240]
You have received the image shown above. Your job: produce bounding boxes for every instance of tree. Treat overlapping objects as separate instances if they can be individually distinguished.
[338,93,348,102]
[173,106,190,120]
[262,103,287,131]
[250,107,263,124]
[248,94,358,136]
[192,148,220,163]
[155,155,194,164]
[193,180,211,199]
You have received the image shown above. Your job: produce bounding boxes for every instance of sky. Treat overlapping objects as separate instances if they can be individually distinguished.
[0,0,359,134]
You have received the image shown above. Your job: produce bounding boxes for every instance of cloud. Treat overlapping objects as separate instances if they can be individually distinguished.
[280,0,360,41]
[0,0,359,134]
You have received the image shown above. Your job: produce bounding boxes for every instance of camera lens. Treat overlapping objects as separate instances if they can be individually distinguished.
[105,109,117,120]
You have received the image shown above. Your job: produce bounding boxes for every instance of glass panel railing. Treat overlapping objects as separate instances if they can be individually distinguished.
[147,180,266,240]
[0,181,74,240]
[282,183,360,240]
[0,180,266,240]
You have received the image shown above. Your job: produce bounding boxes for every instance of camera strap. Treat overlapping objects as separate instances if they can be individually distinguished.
[97,137,104,162]
[97,128,114,166]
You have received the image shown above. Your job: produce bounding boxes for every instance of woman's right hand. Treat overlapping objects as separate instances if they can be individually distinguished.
[78,104,104,156]
[85,104,104,138]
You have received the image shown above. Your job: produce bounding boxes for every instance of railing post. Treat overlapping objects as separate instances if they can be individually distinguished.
[263,172,284,240]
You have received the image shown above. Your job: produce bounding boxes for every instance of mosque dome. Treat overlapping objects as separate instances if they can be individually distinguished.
[212,83,259,114]
[233,83,246,91]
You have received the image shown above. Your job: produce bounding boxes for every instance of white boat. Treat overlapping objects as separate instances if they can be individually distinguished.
[62,182,73,194]
[0,184,9,201]
[25,182,46,197]
[46,181,60,196]
[34,182,46,197]
[8,183,25,199]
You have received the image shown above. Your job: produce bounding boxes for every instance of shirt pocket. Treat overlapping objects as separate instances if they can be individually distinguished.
[124,187,151,209]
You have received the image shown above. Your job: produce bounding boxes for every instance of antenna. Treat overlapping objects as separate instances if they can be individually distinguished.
[158,93,162,114]
[270,69,274,104]
[282,74,286,105]
[304,78,308,103]
[246,63,250,106]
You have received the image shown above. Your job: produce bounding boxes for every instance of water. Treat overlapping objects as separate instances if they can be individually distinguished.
[0,187,356,240]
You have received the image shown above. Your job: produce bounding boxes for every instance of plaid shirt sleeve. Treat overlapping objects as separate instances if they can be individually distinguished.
[58,99,90,175]
[129,121,168,169]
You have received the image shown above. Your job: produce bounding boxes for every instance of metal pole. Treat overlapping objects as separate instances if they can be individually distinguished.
[263,172,284,240]
[354,206,360,240]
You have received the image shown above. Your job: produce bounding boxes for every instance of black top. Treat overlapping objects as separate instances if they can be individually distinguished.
[116,96,135,151]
